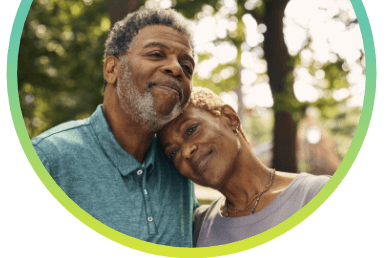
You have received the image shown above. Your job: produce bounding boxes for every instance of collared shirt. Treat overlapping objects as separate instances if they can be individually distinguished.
[31,105,198,247]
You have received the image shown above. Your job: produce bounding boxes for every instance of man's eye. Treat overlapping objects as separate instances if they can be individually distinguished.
[186,124,198,136]
[149,51,162,58]
[181,64,193,75]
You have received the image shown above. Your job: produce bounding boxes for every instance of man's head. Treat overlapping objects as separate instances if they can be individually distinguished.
[103,9,195,132]
[105,9,194,63]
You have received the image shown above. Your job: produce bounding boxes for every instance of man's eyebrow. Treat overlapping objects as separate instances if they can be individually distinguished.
[183,53,195,67]
[143,42,194,66]
[143,42,170,49]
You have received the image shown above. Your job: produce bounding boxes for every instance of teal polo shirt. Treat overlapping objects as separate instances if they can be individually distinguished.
[31,105,198,247]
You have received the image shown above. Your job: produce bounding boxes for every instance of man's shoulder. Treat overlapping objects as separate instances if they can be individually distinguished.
[31,118,92,149]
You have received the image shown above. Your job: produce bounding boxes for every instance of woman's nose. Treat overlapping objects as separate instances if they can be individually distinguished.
[182,143,197,159]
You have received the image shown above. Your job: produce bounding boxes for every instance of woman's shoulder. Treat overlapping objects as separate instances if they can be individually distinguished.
[287,172,331,203]
[296,172,331,189]
[193,197,225,247]
[193,204,211,222]
[193,197,224,222]
[277,171,330,189]
[271,172,330,203]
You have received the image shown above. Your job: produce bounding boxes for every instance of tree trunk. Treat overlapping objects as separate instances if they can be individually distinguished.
[262,0,298,172]
[273,111,297,172]
[235,65,246,131]
[107,0,139,27]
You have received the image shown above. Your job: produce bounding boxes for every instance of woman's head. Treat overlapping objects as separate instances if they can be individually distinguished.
[158,87,249,189]
[184,87,249,141]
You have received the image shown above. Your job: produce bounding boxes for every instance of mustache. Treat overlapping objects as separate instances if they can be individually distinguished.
[147,78,184,104]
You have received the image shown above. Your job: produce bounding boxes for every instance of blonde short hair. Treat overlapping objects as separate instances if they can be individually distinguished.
[187,86,223,116]
[188,86,249,143]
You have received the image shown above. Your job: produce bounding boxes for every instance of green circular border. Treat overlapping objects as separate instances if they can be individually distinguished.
[7,0,376,257]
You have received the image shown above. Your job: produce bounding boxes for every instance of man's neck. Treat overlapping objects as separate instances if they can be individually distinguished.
[102,88,155,164]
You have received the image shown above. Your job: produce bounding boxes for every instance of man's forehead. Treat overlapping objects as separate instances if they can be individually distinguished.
[137,25,190,44]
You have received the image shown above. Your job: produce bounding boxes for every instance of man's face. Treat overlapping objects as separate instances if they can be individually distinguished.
[116,25,194,132]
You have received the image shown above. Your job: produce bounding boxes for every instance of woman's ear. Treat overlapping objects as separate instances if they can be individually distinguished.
[220,104,241,132]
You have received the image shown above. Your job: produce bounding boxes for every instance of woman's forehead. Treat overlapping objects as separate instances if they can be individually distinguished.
[159,106,203,142]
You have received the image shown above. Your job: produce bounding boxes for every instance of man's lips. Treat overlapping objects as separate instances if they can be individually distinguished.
[156,85,179,98]
[149,78,183,103]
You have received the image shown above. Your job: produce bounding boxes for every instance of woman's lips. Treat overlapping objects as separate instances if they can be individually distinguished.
[195,150,213,174]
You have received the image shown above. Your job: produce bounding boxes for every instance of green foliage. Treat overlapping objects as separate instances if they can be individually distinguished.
[272,71,308,124]
[174,0,218,19]
[247,115,273,143]
[197,198,214,206]
[18,0,109,138]
[324,106,362,158]
[19,0,362,166]
[311,61,350,120]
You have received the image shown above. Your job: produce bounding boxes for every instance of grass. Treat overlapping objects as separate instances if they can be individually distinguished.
[197,198,215,206]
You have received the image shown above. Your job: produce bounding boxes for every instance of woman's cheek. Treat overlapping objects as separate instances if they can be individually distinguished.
[179,163,192,178]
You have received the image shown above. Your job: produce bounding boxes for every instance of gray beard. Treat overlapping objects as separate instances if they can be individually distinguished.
[116,63,182,132]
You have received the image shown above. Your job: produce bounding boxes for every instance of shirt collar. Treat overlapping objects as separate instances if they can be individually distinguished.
[89,105,156,176]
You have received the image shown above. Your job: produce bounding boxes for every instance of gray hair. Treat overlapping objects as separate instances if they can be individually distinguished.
[104,9,194,88]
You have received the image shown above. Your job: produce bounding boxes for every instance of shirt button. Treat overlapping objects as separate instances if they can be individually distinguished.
[144,189,147,195]
[137,170,143,175]
[148,217,153,222]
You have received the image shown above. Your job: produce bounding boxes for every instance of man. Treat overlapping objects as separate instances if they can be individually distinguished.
[31,9,198,247]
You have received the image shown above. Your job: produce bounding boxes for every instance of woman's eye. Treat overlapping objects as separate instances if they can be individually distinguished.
[186,124,198,136]
[169,149,178,160]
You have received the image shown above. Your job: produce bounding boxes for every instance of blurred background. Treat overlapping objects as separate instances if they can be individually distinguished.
[18,0,365,205]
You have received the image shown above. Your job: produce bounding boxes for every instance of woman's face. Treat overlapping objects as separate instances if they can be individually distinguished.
[158,105,240,189]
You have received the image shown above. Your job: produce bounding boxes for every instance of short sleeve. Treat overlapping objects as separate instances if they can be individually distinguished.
[33,144,52,174]
[303,174,331,203]
[193,205,210,247]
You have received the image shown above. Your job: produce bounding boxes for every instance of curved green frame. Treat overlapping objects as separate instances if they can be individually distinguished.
[7,0,376,257]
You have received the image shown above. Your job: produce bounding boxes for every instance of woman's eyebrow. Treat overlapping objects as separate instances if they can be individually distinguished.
[163,142,172,148]
[177,118,191,133]
[162,118,193,148]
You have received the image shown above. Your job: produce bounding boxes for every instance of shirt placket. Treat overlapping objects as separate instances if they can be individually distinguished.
[138,167,157,235]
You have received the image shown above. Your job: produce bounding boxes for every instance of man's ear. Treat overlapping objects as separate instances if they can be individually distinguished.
[220,104,241,131]
[104,56,120,87]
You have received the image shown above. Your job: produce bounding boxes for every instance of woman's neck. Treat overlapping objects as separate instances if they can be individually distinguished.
[218,146,274,212]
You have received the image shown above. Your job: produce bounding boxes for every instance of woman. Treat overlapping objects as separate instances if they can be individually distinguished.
[158,87,330,247]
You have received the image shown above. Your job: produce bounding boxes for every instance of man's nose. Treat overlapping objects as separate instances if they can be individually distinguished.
[162,57,183,79]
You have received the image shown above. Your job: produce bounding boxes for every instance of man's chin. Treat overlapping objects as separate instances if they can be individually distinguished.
[138,107,181,132]
[152,101,181,117]
[150,86,183,115]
